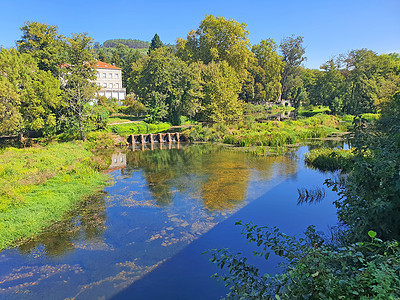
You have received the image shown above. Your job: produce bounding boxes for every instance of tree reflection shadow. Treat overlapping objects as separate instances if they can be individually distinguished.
[18,192,107,256]
[122,145,300,212]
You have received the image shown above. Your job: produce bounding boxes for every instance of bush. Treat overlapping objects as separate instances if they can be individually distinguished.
[109,122,171,137]
[85,131,115,149]
[210,223,400,299]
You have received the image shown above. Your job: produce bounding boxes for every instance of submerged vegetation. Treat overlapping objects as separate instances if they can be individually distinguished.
[0,142,109,250]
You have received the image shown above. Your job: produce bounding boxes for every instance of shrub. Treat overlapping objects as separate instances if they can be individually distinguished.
[210,223,400,299]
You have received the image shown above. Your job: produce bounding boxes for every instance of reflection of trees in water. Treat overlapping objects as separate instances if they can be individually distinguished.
[124,145,213,206]
[200,151,250,211]
[247,155,298,181]
[120,144,301,212]
[17,193,107,256]
[123,146,250,211]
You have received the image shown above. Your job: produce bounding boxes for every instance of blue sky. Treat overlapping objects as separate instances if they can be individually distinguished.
[1,0,399,69]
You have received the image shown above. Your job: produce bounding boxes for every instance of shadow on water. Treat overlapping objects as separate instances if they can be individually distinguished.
[0,142,337,299]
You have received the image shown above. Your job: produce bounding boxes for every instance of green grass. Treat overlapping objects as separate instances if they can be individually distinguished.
[0,142,109,250]
[304,147,355,171]
[298,105,331,117]
[109,121,171,136]
[185,114,345,148]
[108,115,144,124]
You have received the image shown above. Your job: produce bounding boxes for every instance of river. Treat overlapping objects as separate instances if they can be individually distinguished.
[0,142,343,299]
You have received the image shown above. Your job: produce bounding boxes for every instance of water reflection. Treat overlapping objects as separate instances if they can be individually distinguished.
[0,144,303,299]
[16,193,107,257]
[200,151,249,211]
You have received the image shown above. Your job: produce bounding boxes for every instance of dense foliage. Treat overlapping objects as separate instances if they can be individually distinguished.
[185,114,344,147]
[0,48,62,136]
[210,223,400,299]
[2,17,399,139]
[209,92,400,298]
[101,38,150,49]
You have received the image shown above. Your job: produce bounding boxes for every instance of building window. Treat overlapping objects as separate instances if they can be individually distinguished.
[103,73,106,78]
[109,73,112,78]
[109,83,113,89]
[115,83,119,88]
[103,83,107,88]
[115,73,119,79]
[97,72,100,78]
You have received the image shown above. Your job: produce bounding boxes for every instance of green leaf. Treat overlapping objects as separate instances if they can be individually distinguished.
[368,231,377,238]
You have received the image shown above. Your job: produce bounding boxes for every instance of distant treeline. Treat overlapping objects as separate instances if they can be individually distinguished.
[99,39,150,49]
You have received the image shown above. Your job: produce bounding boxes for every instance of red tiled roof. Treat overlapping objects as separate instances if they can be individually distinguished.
[95,61,121,70]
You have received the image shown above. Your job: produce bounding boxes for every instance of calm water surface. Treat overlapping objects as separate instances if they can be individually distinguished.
[0,143,343,299]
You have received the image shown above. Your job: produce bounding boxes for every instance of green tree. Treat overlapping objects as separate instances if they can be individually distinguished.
[148,33,164,55]
[200,61,243,122]
[111,49,122,67]
[98,48,109,63]
[0,48,62,136]
[61,33,98,140]
[340,49,400,114]
[177,15,252,74]
[17,21,65,76]
[309,60,347,113]
[122,50,142,93]
[133,47,202,125]
[279,35,306,102]
[251,39,284,102]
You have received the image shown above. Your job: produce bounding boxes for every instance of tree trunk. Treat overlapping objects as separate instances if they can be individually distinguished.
[78,116,85,141]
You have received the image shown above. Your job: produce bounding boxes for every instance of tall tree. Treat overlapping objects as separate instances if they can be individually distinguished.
[17,21,65,76]
[176,15,252,74]
[133,47,202,125]
[279,35,306,102]
[61,33,97,140]
[250,39,284,102]
[200,61,243,122]
[148,33,164,55]
[0,48,62,136]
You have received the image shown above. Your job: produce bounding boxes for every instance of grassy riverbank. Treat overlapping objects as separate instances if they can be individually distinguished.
[0,142,109,250]
[184,114,346,147]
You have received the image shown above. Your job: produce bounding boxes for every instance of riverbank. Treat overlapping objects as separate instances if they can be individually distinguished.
[184,114,346,147]
[0,142,110,250]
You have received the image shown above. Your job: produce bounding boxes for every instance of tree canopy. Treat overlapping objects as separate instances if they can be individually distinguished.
[132,47,202,125]
[177,15,252,74]
[17,21,65,76]
[60,33,98,140]
[0,48,62,136]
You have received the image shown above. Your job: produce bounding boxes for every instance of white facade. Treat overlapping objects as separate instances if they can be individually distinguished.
[95,61,126,105]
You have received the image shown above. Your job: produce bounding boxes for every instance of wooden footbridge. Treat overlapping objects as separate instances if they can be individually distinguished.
[127,132,187,145]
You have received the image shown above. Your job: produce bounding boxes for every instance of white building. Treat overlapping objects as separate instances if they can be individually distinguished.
[95,61,126,104]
